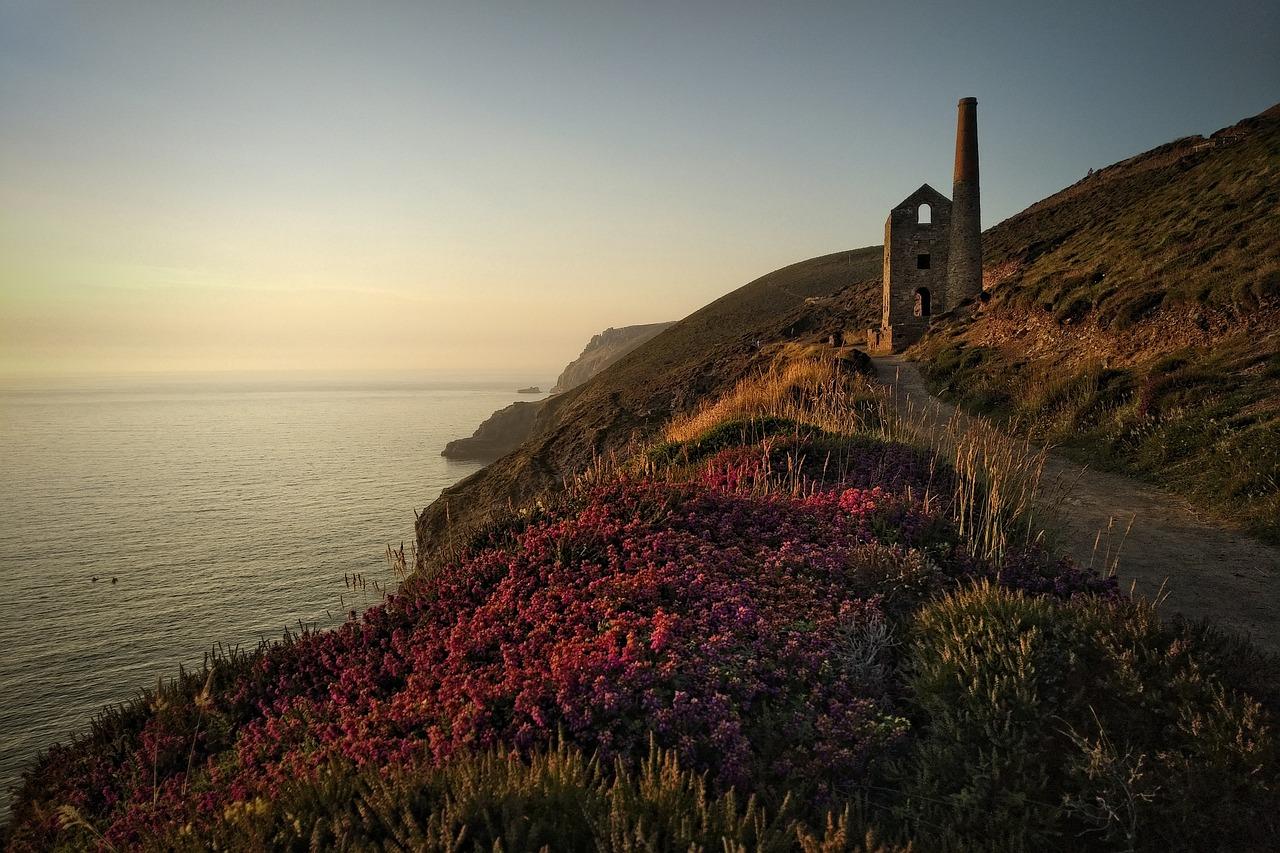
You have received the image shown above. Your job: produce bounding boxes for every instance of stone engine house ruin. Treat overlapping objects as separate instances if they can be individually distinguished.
[868,97,982,353]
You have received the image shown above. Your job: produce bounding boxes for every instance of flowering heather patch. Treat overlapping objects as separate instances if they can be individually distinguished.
[7,447,963,848]
[9,348,1274,850]
[2,411,1127,851]
[688,430,951,498]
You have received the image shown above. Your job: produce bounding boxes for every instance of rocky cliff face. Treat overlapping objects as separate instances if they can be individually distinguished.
[551,322,675,394]
[440,400,542,460]
[440,321,677,461]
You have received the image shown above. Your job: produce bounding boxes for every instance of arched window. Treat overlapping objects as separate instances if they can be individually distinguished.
[917,203,932,225]
[914,287,932,317]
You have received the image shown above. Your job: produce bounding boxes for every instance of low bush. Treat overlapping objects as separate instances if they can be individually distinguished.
[896,582,1278,851]
[647,416,812,466]
[656,426,950,500]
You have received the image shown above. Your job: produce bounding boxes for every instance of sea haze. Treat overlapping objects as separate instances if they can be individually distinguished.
[0,377,544,810]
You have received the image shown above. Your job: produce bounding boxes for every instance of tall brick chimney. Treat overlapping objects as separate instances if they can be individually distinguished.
[947,97,982,305]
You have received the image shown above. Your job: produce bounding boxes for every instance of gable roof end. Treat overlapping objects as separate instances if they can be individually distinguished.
[893,183,951,210]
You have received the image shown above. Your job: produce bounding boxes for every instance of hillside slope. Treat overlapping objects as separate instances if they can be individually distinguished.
[551,322,677,394]
[913,104,1280,539]
[12,354,1276,851]
[442,322,679,461]
[440,399,543,460]
[418,104,1279,564]
[414,247,882,568]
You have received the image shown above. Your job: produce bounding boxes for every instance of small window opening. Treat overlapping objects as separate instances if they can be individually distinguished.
[916,253,930,270]
[914,287,932,318]
[917,203,931,225]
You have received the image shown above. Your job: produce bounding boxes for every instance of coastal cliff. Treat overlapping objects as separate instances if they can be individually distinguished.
[417,247,882,564]
[551,322,675,393]
[441,321,676,461]
[440,400,542,460]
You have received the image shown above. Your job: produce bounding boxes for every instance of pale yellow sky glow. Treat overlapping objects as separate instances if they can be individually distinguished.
[1,182,757,378]
[3,2,1274,382]
[0,122,768,379]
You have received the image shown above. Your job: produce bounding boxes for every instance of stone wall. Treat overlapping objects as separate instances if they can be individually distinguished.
[874,184,952,350]
[864,99,983,355]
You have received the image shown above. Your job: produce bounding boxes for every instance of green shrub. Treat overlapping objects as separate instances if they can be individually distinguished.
[1150,352,1192,375]
[1264,352,1280,380]
[894,583,1070,847]
[1092,368,1135,410]
[895,582,1278,852]
[1108,290,1166,331]
[1054,295,1093,325]
[1232,268,1280,307]
[963,386,1012,416]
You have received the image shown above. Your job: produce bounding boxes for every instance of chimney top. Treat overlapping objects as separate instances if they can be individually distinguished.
[958,97,977,106]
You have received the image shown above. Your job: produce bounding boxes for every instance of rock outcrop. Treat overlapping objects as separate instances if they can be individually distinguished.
[440,400,542,460]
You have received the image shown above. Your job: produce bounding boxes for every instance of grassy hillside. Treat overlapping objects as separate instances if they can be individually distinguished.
[9,356,1275,850]
[414,246,882,569]
[913,104,1280,539]
[550,321,677,394]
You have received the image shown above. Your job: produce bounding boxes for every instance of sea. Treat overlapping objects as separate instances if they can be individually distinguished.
[0,376,544,815]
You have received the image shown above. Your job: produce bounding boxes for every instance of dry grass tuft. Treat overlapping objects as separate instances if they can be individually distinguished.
[665,353,879,444]
[663,352,1054,564]
[875,402,1053,564]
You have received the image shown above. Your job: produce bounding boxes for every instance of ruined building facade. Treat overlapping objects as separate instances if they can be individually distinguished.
[869,184,951,353]
[868,97,982,354]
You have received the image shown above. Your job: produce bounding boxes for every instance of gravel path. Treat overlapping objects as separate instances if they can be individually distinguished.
[873,355,1280,654]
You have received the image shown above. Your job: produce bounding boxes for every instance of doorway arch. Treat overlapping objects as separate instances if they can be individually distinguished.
[914,287,932,317]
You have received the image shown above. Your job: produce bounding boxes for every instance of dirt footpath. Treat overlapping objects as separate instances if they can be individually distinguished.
[873,356,1280,655]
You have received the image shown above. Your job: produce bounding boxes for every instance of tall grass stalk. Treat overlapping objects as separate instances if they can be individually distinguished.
[876,404,1052,564]
[664,352,1055,565]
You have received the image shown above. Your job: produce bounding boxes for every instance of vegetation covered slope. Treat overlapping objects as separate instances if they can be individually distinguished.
[551,322,678,394]
[415,247,882,569]
[12,106,1280,852]
[443,322,679,462]
[440,398,543,460]
[7,357,1275,851]
[913,104,1280,539]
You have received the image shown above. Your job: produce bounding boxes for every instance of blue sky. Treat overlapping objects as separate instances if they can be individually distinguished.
[2,1,1276,378]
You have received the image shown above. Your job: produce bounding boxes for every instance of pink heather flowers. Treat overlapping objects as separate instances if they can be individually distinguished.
[7,438,1113,848]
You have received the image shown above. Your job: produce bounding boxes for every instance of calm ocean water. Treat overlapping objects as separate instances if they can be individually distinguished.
[0,378,541,813]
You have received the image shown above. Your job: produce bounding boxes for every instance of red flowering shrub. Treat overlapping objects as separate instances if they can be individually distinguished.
[4,433,1131,850]
[8,453,959,846]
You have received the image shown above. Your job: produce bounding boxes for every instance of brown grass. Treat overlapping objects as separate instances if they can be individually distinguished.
[664,347,880,444]
[878,402,1053,564]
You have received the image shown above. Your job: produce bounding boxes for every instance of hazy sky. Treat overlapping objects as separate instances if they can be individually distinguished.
[2,1,1276,380]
